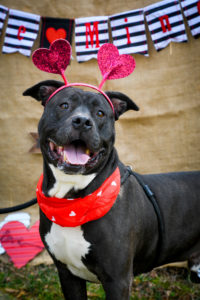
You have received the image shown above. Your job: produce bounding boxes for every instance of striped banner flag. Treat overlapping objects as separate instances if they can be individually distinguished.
[145,0,188,51]
[180,0,200,39]
[0,5,8,36]
[109,9,148,56]
[40,17,74,48]
[75,16,109,62]
[2,9,40,56]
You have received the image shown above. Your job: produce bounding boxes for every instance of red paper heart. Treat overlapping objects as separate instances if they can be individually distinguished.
[97,43,136,80]
[0,221,44,268]
[32,39,71,75]
[46,27,67,44]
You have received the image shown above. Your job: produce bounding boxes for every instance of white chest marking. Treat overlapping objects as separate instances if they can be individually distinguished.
[45,223,99,283]
[191,263,200,278]
[48,164,96,198]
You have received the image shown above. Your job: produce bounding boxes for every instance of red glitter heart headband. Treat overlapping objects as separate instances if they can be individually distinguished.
[32,39,136,113]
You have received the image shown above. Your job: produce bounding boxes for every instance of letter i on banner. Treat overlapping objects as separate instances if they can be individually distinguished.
[145,0,188,51]
[109,9,148,56]
[180,0,200,39]
[124,18,131,44]
[75,16,109,63]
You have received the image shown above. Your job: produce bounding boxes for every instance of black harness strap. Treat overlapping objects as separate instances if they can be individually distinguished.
[0,198,37,214]
[125,166,165,261]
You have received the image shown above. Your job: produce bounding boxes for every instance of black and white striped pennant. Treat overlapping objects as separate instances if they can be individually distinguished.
[109,9,148,56]
[0,5,8,36]
[75,16,109,62]
[2,9,40,57]
[180,0,200,39]
[145,0,188,51]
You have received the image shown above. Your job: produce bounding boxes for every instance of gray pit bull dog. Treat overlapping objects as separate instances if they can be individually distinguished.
[24,80,200,300]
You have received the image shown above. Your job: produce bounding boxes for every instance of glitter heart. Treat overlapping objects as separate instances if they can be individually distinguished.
[98,43,136,81]
[32,39,71,75]
[0,221,44,268]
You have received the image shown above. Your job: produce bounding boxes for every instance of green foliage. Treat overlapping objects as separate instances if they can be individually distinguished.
[0,262,200,299]
[0,263,62,299]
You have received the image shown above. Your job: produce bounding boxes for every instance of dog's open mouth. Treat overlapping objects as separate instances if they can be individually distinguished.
[48,139,98,166]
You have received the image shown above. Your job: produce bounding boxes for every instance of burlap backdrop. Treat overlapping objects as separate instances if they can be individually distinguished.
[0,0,199,227]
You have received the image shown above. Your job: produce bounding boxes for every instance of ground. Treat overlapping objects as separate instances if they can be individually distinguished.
[0,262,200,299]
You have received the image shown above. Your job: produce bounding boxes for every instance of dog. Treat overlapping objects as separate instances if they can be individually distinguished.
[23,80,200,300]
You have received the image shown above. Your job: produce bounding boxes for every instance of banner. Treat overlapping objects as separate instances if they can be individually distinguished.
[145,0,187,51]
[75,16,109,62]
[2,9,40,56]
[40,17,74,48]
[0,5,8,37]
[110,9,148,56]
[180,0,200,39]
[0,1,200,60]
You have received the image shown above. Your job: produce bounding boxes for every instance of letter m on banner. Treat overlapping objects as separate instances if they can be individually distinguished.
[75,16,109,62]
[85,21,100,48]
[145,0,188,51]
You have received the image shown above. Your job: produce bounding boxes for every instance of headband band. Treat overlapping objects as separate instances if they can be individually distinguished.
[46,83,115,112]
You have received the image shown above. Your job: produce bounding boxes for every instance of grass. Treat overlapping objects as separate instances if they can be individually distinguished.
[0,261,200,299]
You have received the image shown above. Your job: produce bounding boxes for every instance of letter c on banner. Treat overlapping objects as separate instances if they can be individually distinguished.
[17,26,26,40]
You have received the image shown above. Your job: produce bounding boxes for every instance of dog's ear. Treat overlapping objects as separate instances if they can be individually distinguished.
[105,91,139,120]
[23,80,64,106]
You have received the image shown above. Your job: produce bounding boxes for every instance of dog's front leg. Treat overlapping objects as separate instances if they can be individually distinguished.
[55,260,87,300]
[101,273,133,300]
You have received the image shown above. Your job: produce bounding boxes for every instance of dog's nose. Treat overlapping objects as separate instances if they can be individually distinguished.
[72,116,93,131]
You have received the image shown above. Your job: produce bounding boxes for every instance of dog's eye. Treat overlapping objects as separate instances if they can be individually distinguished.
[96,110,104,118]
[60,103,69,110]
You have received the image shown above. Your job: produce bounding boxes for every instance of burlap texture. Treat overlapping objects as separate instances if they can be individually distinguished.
[0,0,199,227]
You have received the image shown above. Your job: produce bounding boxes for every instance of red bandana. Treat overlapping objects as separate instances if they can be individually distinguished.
[36,168,120,227]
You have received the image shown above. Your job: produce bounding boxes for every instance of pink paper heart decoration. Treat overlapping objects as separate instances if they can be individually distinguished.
[97,43,136,86]
[32,39,71,77]
[0,220,44,268]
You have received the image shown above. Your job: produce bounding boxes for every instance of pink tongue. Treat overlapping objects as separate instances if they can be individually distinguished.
[64,144,90,165]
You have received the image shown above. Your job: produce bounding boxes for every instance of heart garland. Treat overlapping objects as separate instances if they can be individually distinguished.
[0,220,44,268]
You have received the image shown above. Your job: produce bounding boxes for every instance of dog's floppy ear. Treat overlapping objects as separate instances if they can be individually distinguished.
[105,91,139,120]
[23,80,64,106]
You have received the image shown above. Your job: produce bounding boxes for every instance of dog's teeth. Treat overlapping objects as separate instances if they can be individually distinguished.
[63,152,67,162]
[57,146,63,155]
[85,149,90,155]
[49,142,55,151]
